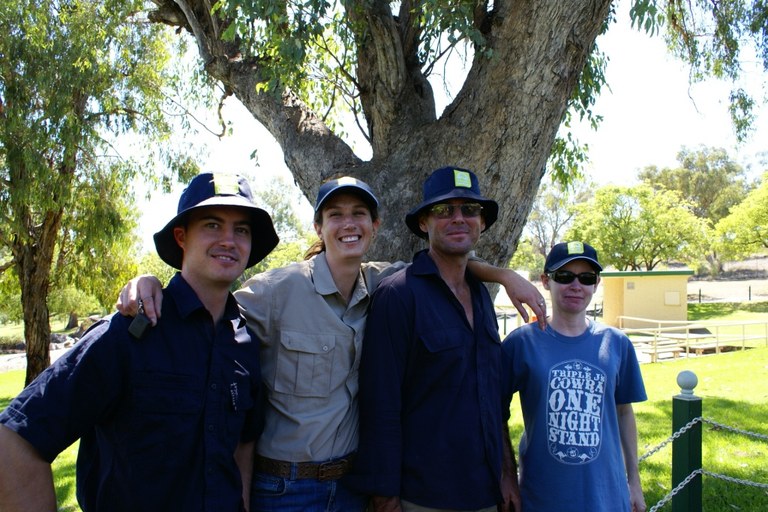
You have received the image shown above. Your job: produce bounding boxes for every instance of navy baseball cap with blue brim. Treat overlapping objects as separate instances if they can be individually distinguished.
[154,173,279,270]
[545,241,603,273]
[314,176,379,213]
[405,166,498,238]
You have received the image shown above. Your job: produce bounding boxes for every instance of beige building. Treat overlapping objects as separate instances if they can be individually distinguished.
[601,270,694,328]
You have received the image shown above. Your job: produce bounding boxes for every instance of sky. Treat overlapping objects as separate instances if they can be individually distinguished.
[137,0,767,250]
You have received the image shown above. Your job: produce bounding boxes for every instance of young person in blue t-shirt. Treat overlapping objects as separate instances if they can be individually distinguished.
[501,241,647,512]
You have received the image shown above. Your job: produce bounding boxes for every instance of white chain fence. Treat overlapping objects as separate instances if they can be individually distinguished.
[641,416,768,512]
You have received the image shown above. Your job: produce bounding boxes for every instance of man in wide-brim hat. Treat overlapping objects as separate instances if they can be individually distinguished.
[350,166,522,512]
[0,172,278,512]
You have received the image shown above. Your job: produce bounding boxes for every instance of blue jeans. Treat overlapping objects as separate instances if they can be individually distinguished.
[250,470,368,512]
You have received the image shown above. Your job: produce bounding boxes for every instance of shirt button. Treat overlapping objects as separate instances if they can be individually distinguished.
[322,345,329,352]
[211,383,218,390]
[208,425,214,432]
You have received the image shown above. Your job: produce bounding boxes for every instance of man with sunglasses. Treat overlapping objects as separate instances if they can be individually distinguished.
[500,241,648,512]
[347,166,521,511]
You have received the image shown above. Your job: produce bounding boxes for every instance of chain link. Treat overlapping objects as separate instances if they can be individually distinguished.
[639,417,703,463]
[639,415,768,463]
[646,469,768,512]
[701,469,768,489]
[647,469,702,512]
[701,417,768,441]
[640,415,768,511]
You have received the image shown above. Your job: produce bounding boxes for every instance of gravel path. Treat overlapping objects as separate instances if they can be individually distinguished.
[0,347,69,374]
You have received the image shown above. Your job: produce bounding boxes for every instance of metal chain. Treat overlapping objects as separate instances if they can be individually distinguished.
[639,415,768,464]
[637,412,768,511]
[647,469,702,512]
[701,469,768,489]
[639,417,703,463]
[701,417,768,441]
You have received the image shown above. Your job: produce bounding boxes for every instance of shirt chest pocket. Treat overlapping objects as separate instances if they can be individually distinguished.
[131,371,203,415]
[274,332,336,398]
[421,327,465,353]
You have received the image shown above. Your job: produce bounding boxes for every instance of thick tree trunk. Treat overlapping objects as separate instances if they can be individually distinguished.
[7,156,71,383]
[21,287,52,386]
[15,215,60,384]
[65,312,79,330]
[151,0,613,267]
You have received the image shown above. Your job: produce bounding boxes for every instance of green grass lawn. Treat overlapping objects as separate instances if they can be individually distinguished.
[507,346,768,510]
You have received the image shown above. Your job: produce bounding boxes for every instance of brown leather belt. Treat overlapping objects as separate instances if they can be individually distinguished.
[255,454,354,481]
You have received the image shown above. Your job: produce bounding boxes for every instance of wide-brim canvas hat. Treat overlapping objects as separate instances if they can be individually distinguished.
[314,176,379,213]
[545,241,603,272]
[154,173,279,270]
[405,166,499,238]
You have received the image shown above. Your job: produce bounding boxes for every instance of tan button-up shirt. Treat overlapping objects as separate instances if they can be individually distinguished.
[234,253,404,462]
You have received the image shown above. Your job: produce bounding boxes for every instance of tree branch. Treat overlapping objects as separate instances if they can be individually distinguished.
[172,0,214,64]
[0,259,13,274]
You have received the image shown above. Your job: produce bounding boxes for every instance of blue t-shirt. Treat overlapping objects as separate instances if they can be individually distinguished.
[346,250,504,509]
[0,274,262,512]
[501,321,647,512]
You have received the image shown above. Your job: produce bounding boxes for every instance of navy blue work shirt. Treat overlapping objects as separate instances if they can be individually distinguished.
[345,250,504,509]
[0,274,262,512]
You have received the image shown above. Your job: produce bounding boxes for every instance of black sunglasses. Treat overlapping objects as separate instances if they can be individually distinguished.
[429,203,483,219]
[548,270,599,286]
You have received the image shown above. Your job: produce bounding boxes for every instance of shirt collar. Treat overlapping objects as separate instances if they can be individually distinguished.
[311,252,339,295]
[166,273,245,326]
[310,252,370,305]
[411,249,440,276]
[411,249,481,286]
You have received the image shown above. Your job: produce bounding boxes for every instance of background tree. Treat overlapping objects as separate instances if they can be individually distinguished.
[638,146,752,223]
[524,180,594,257]
[715,172,768,261]
[507,239,545,281]
[48,286,101,330]
[137,253,179,291]
[567,184,710,271]
[638,146,753,274]
[0,0,198,383]
[638,0,768,141]
[145,0,617,270]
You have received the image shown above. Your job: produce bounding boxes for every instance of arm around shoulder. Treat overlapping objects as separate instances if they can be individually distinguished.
[467,259,547,329]
[0,424,57,512]
[115,274,164,324]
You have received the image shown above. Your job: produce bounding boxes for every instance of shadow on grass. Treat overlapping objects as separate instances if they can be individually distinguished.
[53,455,78,508]
[688,301,768,320]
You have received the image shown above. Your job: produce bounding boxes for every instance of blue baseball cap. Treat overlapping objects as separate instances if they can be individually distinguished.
[154,173,279,270]
[545,242,603,272]
[405,166,498,238]
[314,176,379,214]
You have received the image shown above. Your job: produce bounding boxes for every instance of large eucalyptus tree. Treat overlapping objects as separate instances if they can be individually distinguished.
[144,0,767,266]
